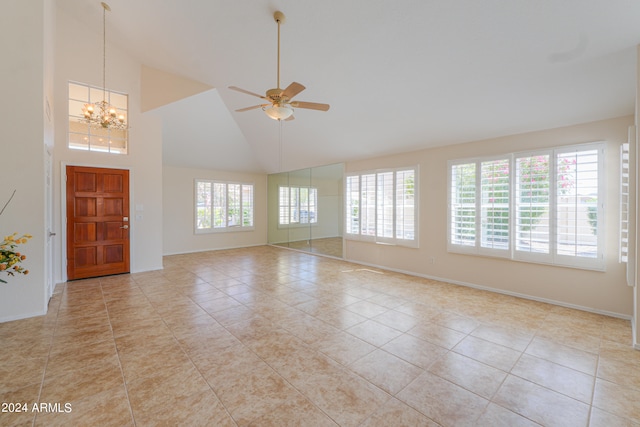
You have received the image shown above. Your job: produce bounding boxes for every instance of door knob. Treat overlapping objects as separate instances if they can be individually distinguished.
[120,225,129,229]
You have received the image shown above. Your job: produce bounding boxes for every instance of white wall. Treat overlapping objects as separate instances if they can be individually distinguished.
[52,7,164,283]
[0,1,52,321]
[163,166,267,255]
[346,116,634,317]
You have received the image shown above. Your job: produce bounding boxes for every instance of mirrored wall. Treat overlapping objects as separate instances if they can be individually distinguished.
[267,163,344,258]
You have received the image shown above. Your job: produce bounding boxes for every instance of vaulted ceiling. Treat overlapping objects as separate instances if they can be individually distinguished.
[57,0,640,173]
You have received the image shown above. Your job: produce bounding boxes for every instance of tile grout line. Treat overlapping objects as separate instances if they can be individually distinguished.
[31,283,65,427]
[216,272,393,426]
[100,278,137,427]
[153,296,238,425]
[214,280,344,426]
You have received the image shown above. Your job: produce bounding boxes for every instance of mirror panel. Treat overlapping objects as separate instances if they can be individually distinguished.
[267,163,343,258]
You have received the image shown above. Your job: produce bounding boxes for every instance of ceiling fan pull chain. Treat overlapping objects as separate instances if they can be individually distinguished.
[279,119,283,172]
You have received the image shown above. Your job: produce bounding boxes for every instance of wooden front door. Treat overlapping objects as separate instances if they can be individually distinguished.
[66,166,130,280]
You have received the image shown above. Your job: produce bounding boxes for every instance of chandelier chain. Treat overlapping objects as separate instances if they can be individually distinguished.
[102,4,106,101]
[79,2,127,130]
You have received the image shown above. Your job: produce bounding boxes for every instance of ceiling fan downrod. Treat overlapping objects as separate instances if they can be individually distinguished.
[274,11,285,90]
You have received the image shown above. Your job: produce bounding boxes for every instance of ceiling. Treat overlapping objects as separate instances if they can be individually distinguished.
[57,0,640,174]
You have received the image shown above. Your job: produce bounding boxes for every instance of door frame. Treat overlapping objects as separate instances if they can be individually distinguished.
[45,146,54,299]
[61,162,134,282]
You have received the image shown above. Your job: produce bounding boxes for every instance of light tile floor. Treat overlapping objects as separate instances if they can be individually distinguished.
[1,246,638,426]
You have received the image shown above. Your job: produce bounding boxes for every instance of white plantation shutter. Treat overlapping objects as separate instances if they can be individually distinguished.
[361,174,377,237]
[290,187,300,223]
[515,154,550,255]
[396,169,415,240]
[377,172,394,239]
[278,186,318,226]
[450,163,476,247]
[299,187,309,223]
[309,188,318,224]
[555,148,600,259]
[480,159,510,251]
[242,184,254,227]
[213,183,226,228]
[195,180,254,233]
[448,143,603,270]
[620,143,630,263]
[345,167,418,246]
[196,181,212,230]
[279,187,290,225]
[346,176,360,235]
[227,184,241,227]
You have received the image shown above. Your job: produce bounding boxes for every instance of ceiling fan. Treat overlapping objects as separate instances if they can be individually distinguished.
[229,11,330,121]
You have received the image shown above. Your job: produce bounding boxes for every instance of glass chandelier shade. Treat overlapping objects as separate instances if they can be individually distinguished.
[263,104,294,121]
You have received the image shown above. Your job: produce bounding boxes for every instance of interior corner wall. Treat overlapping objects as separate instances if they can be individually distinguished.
[0,1,49,321]
[346,116,634,317]
[52,7,164,283]
[162,166,268,255]
[634,45,640,348]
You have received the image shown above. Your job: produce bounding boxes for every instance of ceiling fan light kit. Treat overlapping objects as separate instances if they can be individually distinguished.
[229,11,330,121]
[264,104,294,120]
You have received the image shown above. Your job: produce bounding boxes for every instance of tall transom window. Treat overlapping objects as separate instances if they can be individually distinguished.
[68,81,129,154]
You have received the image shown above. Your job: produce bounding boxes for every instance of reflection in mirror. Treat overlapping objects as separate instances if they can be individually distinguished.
[267,163,343,258]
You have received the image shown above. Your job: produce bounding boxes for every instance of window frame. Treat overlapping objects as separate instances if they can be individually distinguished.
[194,179,255,234]
[345,166,419,248]
[620,142,630,263]
[68,81,129,154]
[277,185,318,228]
[447,142,605,271]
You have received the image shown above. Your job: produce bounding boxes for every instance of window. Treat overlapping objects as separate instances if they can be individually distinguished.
[68,81,128,154]
[195,180,254,233]
[448,143,604,270]
[346,167,418,247]
[278,186,318,225]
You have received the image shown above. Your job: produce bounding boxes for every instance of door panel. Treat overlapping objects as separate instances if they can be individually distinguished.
[66,166,130,280]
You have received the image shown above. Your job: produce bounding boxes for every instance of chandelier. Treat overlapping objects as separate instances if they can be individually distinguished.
[81,2,126,130]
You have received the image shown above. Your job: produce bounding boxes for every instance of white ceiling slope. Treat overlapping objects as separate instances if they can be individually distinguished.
[57,0,640,174]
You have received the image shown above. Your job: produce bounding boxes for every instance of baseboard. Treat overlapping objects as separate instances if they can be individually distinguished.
[345,258,633,321]
[268,243,345,261]
[0,310,47,324]
[131,264,165,274]
[162,243,266,257]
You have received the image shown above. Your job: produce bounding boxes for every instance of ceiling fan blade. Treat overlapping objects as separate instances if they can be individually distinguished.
[228,86,268,100]
[281,82,306,100]
[290,101,330,111]
[236,104,269,112]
